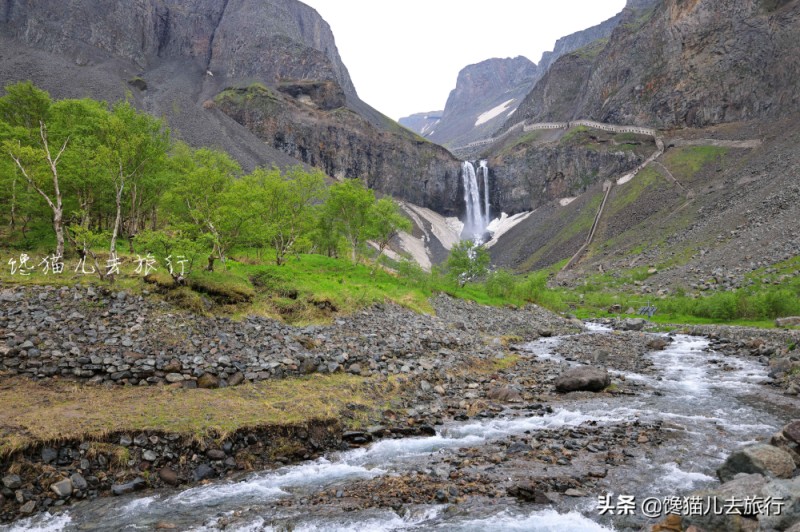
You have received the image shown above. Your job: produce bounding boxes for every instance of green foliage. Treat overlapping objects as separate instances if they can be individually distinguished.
[485,269,517,298]
[323,179,376,263]
[444,240,490,287]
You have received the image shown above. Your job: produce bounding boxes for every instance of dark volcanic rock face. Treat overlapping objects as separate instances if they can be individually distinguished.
[215,86,462,214]
[509,0,800,129]
[1,0,354,95]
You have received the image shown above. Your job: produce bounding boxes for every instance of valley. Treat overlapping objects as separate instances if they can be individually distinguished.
[1,0,800,530]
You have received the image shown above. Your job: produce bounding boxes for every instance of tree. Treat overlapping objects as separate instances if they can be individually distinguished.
[240,166,327,265]
[324,178,375,263]
[445,239,490,287]
[164,144,242,271]
[95,101,169,255]
[367,197,411,271]
[0,82,69,257]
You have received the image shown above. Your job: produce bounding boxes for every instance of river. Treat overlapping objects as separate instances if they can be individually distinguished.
[8,324,797,531]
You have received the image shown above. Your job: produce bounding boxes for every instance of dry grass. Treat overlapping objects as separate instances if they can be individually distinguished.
[0,374,392,458]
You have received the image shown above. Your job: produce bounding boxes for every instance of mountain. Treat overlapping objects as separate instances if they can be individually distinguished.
[506,0,800,129]
[421,56,538,149]
[399,0,655,149]
[0,0,462,214]
[398,111,443,137]
[484,0,800,293]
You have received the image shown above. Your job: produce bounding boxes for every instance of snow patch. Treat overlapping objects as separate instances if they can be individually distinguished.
[617,172,635,185]
[559,197,576,206]
[396,232,432,271]
[475,99,516,127]
[484,211,534,248]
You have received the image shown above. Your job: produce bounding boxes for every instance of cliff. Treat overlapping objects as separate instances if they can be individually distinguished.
[508,0,800,129]
[0,0,463,212]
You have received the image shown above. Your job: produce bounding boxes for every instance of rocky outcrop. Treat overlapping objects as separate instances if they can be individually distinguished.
[0,0,355,96]
[214,85,462,214]
[488,128,652,213]
[508,0,800,129]
[554,366,611,392]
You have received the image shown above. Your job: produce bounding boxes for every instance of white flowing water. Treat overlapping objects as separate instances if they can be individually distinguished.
[10,329,796,531]
[479,160,490,225]
[461,161,486,240]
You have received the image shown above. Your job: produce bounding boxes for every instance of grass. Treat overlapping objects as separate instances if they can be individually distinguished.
[663,146,728,182]
[0,373,396,458]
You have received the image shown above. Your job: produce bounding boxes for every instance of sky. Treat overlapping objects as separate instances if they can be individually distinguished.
[300,1,627,120]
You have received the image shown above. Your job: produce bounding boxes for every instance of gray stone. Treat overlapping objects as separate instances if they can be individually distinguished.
[758,477,800,531]
[142,450,158,462]
[41,447,58,463]
[228,372,245,386]
[50,478,73,498]
[683,473,768,532]
[347,363,362,375]
[619,318,647,331]
[718,444,796,482]
[70,473,88,491]
[784,420,800,445]
[19,500,36,514]
[165,373,184,383]
[207,449,226,460]
[193,464,217,481]
[554,366,610,392]
[2,474,22,489]
[420,380,432,392]
[111,477,147,495]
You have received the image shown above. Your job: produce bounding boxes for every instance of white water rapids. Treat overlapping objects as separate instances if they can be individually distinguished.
[9,326,794,531]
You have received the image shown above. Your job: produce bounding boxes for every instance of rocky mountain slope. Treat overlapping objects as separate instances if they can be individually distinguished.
[398,111,442,137]
[0,0,463,213]
[505,0,800,129]
[417,56,538,149]
[399,0,655,149]
[483,0,800,292]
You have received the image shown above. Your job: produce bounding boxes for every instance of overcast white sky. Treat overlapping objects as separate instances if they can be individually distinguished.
[300,1,627,120]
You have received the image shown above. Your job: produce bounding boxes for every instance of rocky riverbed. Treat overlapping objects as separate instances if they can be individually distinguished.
[2,285,800,530]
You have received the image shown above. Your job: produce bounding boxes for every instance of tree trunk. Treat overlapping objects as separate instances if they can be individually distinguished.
[53,208,64,259]
[110,173,124,255]
[207,255,215,272]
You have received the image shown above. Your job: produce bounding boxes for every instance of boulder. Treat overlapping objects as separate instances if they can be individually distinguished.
[770,424,800,467]
[682,473,767,532]
[50,478,73,498]
[70,473,88,491]
[758,477,800,531]
[228,372,245,386]
[158,467,180,486]
[111,477,147,495]
[507,483,554,504]
[197,373,219,389]
[619,318,647,331]
[2,474,22,490]
[776,317,800,328]
[717,444,796,482]
[554,366,610,392]
[486,386,523,402]
[193,464,216,481]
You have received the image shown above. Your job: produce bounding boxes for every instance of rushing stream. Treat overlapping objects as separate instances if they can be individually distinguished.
[8,325,797,531]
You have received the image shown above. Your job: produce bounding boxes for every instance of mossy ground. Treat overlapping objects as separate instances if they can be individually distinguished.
[0,373,398,458]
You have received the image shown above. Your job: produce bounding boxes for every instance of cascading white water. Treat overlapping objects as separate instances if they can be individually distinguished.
[462,161,487,239]
[479,160,490,224]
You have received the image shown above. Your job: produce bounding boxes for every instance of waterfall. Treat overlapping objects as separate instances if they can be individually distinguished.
[479,160,490,223]
[461,161,485,239]
[461,161,492,240]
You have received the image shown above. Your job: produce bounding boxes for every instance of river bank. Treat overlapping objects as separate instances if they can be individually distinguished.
[2,285,799,529]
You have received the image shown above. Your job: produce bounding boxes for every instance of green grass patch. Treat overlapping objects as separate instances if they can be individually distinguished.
[663,146,728,181]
